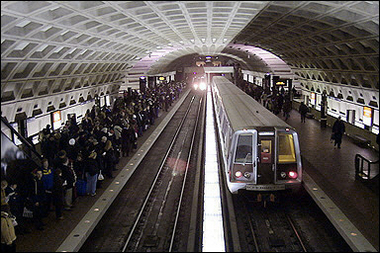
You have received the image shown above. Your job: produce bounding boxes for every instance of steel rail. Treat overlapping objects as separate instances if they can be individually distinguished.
[168,96,203,251]
[285,212,308,252]
[121,95,196,252]
[242,198,260,252]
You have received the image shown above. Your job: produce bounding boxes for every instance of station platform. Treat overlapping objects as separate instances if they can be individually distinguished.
[15,89,191,252]
[277,109,379,252]
[14,92,379,252]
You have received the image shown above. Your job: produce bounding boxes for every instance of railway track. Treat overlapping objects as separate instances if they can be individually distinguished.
[242,197,307,252]
[229,191,353,252]
[79,91,206,252]
[121,94,202,252]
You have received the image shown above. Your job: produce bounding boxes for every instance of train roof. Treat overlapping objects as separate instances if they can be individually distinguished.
[212,76,293,131]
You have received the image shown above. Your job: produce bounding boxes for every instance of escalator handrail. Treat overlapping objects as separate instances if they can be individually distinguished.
[1,116,42,160]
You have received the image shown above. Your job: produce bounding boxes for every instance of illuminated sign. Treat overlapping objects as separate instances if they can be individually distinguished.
[274,78,291,86]
[52,111,62,130]
[310,92,316,106]
[363,106,373,126]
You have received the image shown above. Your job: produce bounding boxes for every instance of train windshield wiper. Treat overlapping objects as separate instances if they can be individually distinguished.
[243,152,252,166]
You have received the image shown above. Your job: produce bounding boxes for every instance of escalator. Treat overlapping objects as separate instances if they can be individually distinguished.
[1,116,42,183]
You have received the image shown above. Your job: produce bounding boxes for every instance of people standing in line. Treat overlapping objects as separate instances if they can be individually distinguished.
[29,169,46,230]
[102,140,117,179]
[282,98,292,121]
[1,205,17,252]
[85,151,99,197]
[332,116,346,149]
[52,169,64,220]
[299,102,309,123]
[5,182,29,235]
[58,157,75,211]
[40,159,54,217]
[1,180,10,213]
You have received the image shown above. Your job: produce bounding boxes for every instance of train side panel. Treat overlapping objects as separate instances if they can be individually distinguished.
[211,76,302,194]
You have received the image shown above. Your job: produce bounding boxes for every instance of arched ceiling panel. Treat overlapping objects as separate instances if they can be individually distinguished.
[233,1,379,90]
[1,1,378,109]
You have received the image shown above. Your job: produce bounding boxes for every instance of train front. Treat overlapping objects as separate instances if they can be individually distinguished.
[227,127,302,201]
[192,75,207,92]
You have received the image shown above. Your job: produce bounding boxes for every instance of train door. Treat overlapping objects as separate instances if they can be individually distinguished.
[257,130,275,185]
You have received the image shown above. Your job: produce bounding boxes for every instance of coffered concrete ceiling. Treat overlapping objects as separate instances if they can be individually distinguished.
[1,1,379,105]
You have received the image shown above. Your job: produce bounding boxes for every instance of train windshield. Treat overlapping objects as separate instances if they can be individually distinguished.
[234,134,253,163]
[278,133,296,163]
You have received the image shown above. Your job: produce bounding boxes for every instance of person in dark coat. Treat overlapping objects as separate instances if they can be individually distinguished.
[5,183,30,235]
[57,157,75,210]
[299,102,309,123]
[85,151,99,197]
[332,116,346,149]
[102,140,117,178]
[28,169,46,230]
[73,153,85,181]
[282,98,292,121]
[66,138,79,162]
[52,169,64,220]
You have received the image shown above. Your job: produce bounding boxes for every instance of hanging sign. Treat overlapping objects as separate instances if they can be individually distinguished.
[363,106,372,126]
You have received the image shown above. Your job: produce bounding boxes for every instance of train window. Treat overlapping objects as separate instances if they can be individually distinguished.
[234,134,252,163]
[260,140,272,163]
[278,133,296,163]
[261,140,271,153]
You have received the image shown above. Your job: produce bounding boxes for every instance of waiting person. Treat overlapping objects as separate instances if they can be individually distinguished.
[85,151,99,197]
[57,157,75,210]
[282,98,292,121]
[29,169,46,230]
[102,140,117,178]
[1,180,10,213]
[5,183,30,235]
[52,169,64,220]
[332,116,345,149]
[299,102,309,123]
[1,205,17,252]
[40,159,54,217]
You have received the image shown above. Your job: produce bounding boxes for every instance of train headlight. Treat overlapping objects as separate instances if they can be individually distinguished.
[288,171,298,179]
[199,82,207,91]
[280,172,287,178]
[243,172,251,178]
[235,171,243,178]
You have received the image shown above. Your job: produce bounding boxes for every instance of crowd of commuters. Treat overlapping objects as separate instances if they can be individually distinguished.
[236,78,295,119]
[1,80,186,252]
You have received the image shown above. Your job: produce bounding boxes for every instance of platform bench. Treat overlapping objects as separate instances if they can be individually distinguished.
[350,134,371,148]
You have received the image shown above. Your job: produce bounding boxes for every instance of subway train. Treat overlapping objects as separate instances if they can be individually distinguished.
[211,76,302,197]
[192,75,207,91]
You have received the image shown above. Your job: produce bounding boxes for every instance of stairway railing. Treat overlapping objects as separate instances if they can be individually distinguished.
[1,116,42,167]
